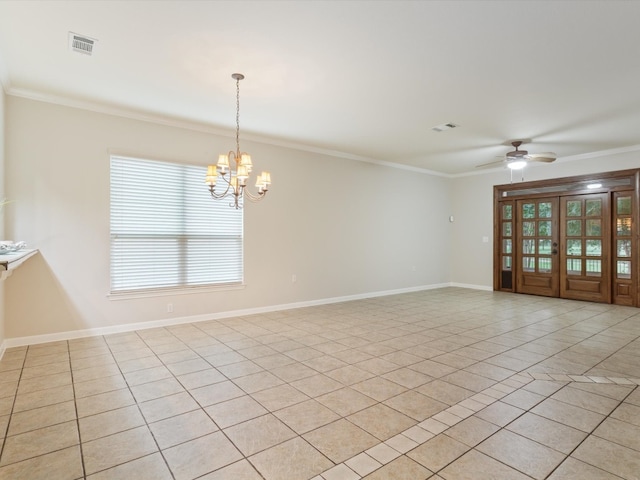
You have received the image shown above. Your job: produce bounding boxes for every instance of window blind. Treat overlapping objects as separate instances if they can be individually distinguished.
[110,156,243,293]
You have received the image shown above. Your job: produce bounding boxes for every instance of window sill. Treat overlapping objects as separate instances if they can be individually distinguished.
[107,282,245,300]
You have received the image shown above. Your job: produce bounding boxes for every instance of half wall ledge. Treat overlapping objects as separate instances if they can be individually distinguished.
[0,249,38,281]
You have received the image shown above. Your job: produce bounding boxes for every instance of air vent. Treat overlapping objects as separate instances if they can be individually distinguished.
[68,32,96,56]
[431,122,459,132]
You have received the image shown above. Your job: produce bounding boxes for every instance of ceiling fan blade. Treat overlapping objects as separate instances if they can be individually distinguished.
[475,159,505,168]
[529,156,556,163]
[528,152,557,160]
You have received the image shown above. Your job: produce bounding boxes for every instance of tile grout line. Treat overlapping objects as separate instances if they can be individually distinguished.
[0,347,27,468]
[314,371,640,480]
[68,339,89,480]
[108,331,180,480]
[133,327,270,480]
[542,383,639,480]
[1,290,639,479]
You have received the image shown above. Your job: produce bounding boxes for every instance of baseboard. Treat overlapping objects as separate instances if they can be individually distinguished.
[449,282,493,291]
[3,282,454,348]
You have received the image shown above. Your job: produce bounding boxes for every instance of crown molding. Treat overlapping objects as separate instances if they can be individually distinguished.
[6,86,445,177]
[450,143,640,179]
[9,86,638,180]
[557,144,640,163]
[0,52,10,94]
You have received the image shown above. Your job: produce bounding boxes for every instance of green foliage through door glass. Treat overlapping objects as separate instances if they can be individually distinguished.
[585,199,602,216]
[538,202,552,218]
[566,201,581,217]
[566,220,582,236]
[522,204,535,219]
[617,197,631,215]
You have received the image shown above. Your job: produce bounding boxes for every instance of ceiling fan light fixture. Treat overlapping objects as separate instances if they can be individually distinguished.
[507,160,527,170]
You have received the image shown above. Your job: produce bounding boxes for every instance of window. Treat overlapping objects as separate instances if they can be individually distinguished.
[110,156,243,293]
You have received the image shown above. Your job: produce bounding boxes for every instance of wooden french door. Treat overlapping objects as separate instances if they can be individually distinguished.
[560,193,610,303]
[514,193,612,303]
[516,198,560,297]
[612,192,635,305]
[495,169,638,306]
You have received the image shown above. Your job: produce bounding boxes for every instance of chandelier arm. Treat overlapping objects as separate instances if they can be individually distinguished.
[208,169,233,199]
[207,73,271,209]
[242,188,267,202]
[209,189,234,200]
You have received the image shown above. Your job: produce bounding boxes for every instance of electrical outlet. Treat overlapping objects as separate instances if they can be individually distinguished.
[167,303,173,313]
[292,274,297,283]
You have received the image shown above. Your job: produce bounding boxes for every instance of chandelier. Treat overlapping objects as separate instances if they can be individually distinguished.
[206,73,271,209]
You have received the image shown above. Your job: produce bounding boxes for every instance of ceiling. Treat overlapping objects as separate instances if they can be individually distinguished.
[1,1,640,176]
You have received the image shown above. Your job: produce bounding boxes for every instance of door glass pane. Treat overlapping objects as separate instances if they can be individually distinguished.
[586,239,602,256]
[503,256,512,270]
[538,257,552,273]
[566,220,582,236]
[538,221,551,236]
[503,204,512,220]
[617,260,631,279]
[567,259,582,275]
[567,239,582,256]
[503,239,512,254]
[617,239,631,257]
[586,219,601,237]
[522,204,535,219]
[539,239,551,254]
[617,218,631,236]
[523,257,535,272]
[585,199,602,216]
[522,239,535,254]
[503,222,512,237]
[538,202,552,218]
[617,197,631,215]
[522,222,535,236]
[586,259,601,277]
[566,201,581,216]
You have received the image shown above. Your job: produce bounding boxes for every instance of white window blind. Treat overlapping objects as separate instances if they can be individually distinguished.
[110,155,243,293]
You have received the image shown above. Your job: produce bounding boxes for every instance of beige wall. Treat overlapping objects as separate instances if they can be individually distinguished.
[450,151,640,288]
[7,95,636,344]
[4,96,452,340]
[0,89,5,349]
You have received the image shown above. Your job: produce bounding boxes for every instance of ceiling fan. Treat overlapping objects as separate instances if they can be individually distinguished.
[476,141,557,170]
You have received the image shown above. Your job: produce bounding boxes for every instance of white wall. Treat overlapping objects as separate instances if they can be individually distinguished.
[450,150,640,288]
[0,89,5,353]
[4,96,452,340]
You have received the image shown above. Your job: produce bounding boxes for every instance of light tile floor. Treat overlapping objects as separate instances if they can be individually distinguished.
[1,287,639,479]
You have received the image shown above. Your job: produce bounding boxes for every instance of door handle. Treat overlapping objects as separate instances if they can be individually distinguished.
[552,249,558,255]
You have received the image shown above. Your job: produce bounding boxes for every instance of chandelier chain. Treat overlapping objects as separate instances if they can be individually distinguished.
[235,77,241,155]
[206,73,271,209]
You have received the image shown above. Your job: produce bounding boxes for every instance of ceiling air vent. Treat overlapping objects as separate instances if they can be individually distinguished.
[68,32,96,56]
[432,123,459,132]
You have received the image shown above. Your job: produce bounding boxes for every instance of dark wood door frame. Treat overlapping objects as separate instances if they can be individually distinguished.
[494,169,639,306]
